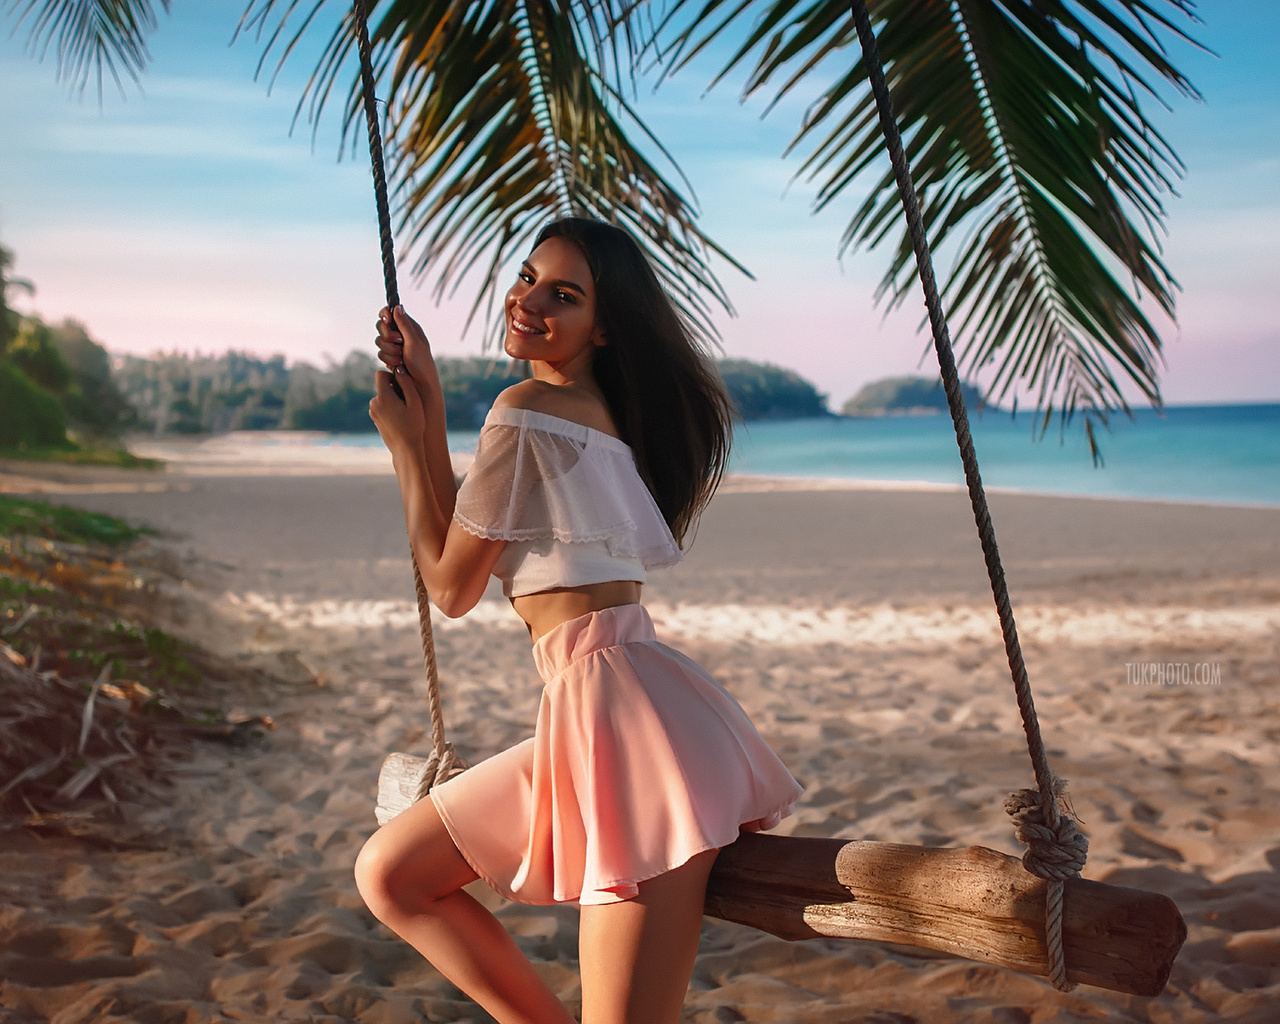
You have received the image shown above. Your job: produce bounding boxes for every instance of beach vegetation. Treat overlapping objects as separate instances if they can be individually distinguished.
[0,241,151,463]
[6,317,73,393]
[243,0,1200,449]
[0,493,152,547]
[1,495,275,819]
[51,319,138,438]
[293,383,378,432]
[0,360,73,450]
[0,242,33,348]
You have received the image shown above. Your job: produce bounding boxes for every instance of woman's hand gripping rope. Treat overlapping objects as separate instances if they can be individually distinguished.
[369,366,427,460]
[376,306,440,404]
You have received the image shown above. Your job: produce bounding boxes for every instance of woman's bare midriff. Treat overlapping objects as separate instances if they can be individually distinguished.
[511,580,642,641]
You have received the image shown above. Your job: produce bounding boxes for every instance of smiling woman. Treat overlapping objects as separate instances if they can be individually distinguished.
[362,217,801,1024]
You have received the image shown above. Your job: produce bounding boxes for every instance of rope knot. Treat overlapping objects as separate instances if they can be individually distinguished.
[1003,774,1088,991]
[1004,775,1089,881]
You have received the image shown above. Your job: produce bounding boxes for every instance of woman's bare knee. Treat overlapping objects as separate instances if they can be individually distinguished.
[354,797,477,923]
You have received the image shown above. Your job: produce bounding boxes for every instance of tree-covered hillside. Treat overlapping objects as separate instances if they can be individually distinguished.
[718,360,830,421]
[114,352,833,433]
[841,375,987,416]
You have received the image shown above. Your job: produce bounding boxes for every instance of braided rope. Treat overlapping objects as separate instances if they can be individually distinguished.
[352,0,464,789]
[352,0,398,313]
[848,0,1086,990]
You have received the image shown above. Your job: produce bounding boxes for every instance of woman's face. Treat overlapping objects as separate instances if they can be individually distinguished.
[503,237,603,375]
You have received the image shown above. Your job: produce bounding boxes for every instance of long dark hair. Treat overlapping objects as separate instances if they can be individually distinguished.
[532,218,732,546]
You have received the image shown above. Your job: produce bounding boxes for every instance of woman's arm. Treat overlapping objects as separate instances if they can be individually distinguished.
[375,306,457,518]
[370,360,505,619]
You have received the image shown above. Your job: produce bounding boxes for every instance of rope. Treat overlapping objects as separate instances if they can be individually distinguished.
[352,0,398,313]
[848,0,1086,990]
[352,0,465,790]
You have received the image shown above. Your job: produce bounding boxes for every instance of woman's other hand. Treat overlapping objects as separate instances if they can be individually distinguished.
[369,368,426,457]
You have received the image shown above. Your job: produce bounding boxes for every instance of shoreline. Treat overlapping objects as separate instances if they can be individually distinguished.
[6,453,1280,512]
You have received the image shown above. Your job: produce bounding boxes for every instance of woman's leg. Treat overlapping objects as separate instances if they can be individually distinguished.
[354,795,575,1024]
[577,848,719,1024]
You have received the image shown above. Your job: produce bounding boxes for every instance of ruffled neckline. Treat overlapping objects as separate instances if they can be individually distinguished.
[483,406,631,455]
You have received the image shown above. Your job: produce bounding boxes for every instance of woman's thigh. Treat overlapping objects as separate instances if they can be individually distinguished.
[577,848,719,1024]
[354,795,478,916]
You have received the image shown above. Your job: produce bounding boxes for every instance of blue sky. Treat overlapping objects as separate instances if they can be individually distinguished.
[1,0,1276,408]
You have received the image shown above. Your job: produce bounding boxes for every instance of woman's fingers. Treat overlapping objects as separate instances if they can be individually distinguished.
[374,305,436,385]
[376,342,403,371]
[376,308,405,369]
[395,366,422,407]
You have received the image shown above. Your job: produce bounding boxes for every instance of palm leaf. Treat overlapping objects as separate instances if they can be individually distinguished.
[654,0,1204,446]
[3,0,170,95]
[240,0,747,343]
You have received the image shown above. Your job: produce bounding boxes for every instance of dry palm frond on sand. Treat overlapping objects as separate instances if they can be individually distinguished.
[1,495,275,828]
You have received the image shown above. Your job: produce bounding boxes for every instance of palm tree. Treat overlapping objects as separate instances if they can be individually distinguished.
[1,242,35,349]
[4,0,1204,441]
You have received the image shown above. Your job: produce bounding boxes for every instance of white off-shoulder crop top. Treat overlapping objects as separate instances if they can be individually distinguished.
[453,406,683,598]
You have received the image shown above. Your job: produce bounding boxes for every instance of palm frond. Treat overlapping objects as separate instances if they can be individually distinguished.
[654,0,1204,444]
[3,0,170,96]
[240,0,746,344]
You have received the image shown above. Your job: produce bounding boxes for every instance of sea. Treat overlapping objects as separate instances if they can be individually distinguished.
[321,402,1280,508]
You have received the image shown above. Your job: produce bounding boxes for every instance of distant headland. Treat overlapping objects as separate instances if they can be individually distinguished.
[841,375,988,417]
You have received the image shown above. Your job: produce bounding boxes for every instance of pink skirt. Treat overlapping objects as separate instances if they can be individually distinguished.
[429,604,802,906]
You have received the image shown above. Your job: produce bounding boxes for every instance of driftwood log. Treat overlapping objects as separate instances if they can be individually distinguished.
[706,831,1186,997]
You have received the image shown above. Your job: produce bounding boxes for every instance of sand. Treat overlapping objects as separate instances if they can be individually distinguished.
[2,458,1278,1023]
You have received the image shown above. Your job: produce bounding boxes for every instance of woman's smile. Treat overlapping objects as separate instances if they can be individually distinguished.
[509,313,546,338]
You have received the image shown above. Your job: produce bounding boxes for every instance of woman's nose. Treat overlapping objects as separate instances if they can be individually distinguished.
[515,289,546,317]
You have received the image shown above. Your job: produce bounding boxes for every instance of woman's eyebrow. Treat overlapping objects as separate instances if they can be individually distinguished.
[522,261,587,295]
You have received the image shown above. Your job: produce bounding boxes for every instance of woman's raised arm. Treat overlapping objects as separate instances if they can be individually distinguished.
[370,316,505,618]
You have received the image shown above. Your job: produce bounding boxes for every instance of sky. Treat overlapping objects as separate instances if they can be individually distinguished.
[1,0,1277,410]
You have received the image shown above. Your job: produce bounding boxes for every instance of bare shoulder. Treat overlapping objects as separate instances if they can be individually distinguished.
[492,380,619,438]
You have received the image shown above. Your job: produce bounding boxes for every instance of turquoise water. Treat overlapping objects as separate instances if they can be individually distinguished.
[730,404,1280,507]
[324,403,1280,507]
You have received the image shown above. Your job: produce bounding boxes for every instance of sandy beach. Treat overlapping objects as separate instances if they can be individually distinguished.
[2,457,1278,1023]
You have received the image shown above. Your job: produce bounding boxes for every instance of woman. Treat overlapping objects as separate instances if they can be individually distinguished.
[359,218,802,1024]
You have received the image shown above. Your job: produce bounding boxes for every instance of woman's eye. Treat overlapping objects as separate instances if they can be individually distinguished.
[518,270,534,284]
[555,290,575,304]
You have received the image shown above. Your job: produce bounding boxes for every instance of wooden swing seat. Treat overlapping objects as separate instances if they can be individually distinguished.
[706,831,1185,997]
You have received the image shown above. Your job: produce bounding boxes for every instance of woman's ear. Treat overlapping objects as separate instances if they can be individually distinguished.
[592,323,608,347]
